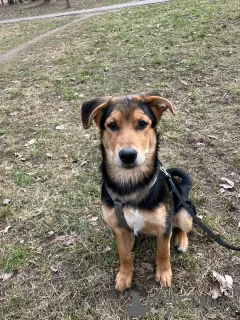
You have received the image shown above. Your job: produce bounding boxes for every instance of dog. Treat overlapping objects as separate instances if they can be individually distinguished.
[81,92,193,291]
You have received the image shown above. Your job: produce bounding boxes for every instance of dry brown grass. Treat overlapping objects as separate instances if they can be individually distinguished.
[0,0,240,319]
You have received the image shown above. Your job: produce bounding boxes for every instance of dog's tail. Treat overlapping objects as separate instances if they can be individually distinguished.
[166,168,192,197]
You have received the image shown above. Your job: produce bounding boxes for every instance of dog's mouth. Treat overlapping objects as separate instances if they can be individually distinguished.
[120,162,138,169]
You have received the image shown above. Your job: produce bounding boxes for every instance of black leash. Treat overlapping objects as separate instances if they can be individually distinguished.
[160,166,240,252]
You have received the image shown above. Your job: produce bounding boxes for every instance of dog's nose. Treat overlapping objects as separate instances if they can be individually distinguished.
[119,148,138,165]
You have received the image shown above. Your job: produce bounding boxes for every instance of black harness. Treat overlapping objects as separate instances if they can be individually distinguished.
[106,164,240,252]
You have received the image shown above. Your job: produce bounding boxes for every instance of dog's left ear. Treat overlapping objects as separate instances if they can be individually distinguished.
[142,92,176,122]
[81,97,109,129]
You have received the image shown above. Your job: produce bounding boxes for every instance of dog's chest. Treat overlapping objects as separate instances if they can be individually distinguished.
[124,208,145,235]
[123,206,167,236]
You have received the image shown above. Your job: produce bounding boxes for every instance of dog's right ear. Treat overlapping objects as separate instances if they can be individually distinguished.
[81,97,109,129]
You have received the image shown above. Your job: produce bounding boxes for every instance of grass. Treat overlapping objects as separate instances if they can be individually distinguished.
[0,17,72,54]
[0,0,134,20]
[0,0,240,319]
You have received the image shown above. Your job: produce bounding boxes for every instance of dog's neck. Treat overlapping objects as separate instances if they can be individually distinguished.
[100,156,160,204]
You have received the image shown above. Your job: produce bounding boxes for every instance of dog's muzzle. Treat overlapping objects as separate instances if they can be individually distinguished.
[119,148,138,166]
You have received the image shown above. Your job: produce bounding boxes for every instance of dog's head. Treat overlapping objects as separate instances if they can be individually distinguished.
[81,92,175,177]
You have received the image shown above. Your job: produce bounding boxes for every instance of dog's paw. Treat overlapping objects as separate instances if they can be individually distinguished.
[115,271,133,292]
[155,269,172,287]
[175,231,188,253]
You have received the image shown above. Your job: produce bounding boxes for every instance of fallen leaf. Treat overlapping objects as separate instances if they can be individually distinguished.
[102,246,112,253]
[180,79,188,85]
[210,271,233,299]
[211,287,221,300]
[89,216,98,222]
[56,125,65,130]
[37,246,43,254]
[0,225,12,233]
[220,178,234,187]
[220,184,233,190]
[46,153,53,158]
[24,139,36,147]
[0,272,13,281]
[3,199,11,205]
[140,262,153,272]
[50,266,58,273]
[54,235,80,246]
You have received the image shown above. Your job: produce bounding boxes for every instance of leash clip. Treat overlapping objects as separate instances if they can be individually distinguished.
[159,166,171,178]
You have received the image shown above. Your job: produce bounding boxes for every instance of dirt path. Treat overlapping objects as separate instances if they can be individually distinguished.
[0,13,102,67]
[0,0,171,67]
[0,0,171,24]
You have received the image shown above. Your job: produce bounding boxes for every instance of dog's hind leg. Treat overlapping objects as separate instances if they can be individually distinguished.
[172,208,193,253]
[114,228,135,292]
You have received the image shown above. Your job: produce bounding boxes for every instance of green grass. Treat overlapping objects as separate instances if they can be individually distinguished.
[1,243,33,272]
[14,169,36,188]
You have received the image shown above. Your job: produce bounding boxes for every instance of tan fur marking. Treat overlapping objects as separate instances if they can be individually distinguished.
[175,229,189,253]
[172,208,193,253]
[172,208,193,233]
[114,228,135,291]
[155,230,172,287]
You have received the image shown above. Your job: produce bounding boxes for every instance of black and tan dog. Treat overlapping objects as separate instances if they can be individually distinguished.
[81,92,193,291]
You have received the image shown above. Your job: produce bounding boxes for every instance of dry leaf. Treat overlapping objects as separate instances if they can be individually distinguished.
[180,79,188,85]
[24,139,36,147]
[37,246,43,254]
[56,125,65,130]
[102,246,112,253]
[46,153,53,158]
[89,217,98,222]
[0,225,12,233]
[3,199,11,205]
[211,287,221,300]
[220,184,233,190]
[50,266,58,273]
[0,272,13,281]
[140,262,153,272]
[54,235,80,246]
[210,271,233,299]
[208,135,218,139]
[220,178,234,187]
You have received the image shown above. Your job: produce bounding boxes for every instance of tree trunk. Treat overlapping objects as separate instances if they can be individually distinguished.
[66,0,71,8]
[8,0,16,5]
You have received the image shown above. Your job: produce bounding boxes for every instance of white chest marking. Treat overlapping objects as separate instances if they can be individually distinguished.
[125,208,145,236]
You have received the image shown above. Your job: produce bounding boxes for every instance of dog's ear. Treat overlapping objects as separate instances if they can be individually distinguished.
[142,92,176,122]
[81,97,109,129]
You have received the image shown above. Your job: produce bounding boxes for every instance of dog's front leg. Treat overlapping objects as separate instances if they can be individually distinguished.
[114,227,135,291]
[155,231,172,287]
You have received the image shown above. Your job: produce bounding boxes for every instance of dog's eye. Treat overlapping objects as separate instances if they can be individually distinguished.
[108,122,118,131]
[137,120,148,130]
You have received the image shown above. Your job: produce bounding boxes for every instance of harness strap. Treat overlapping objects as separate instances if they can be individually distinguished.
[114,201,132,232]
[160,167,240,252]
[106,186,133,232]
